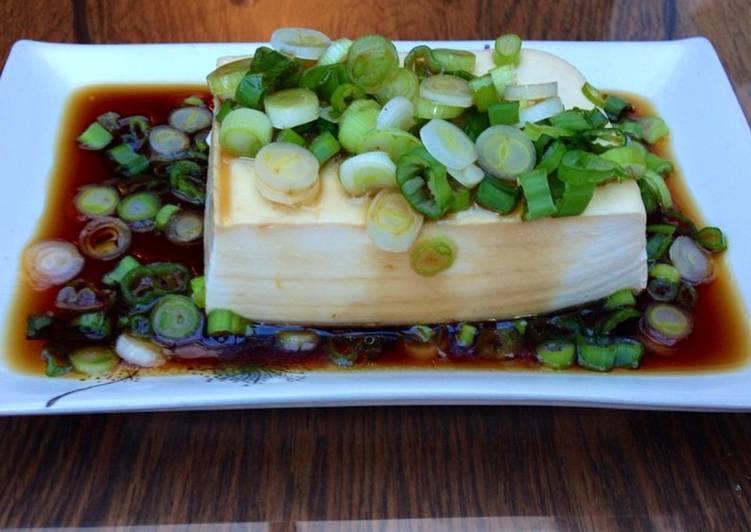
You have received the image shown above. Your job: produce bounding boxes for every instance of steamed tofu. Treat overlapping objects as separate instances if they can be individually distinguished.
[205,49,647,325]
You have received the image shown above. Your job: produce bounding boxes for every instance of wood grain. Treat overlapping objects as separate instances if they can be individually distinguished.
[1,0,751,529]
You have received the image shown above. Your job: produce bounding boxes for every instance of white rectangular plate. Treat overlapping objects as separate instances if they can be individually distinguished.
[0,39,749,415]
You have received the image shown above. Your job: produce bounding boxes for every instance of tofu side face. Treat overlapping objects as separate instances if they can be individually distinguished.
[205,49,648,325]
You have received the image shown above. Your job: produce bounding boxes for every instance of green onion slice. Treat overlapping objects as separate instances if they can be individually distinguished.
[468,74,499,112]
[74,185,120,217]
[207,57,252,100]
[264,87,320,129]
[419,118,478,170]
[404,45,443,77]
[219,108,273,157]
[150,294,202,341]
[339,151,396,196]
[309,130,341,165]
[554,182,595,217]
[116,191,161,223]
[433,48,477,72]
[518,168,557,220]
[366,189,424,253]
[695,226,727,253]
[641,169,673,209]
[414,97,464,120]
[395,147,453,220]
[69,346,119,376]
[78,121,113,150]
[374,68,420,104]
[318,38,353,65]
[337,99,380,153]
[475,125,536,180]
[410,235,457,276]
[488,101,520,126]
[346,34,399,93]
[493,34,522,66]
[537,339,576,369]
[557,150,620,186]
[419,74,473,108]
[581,82,607,108]
[254,142,321,206]
[207,309,249,336]
[475,176,520,215]
[270,27,331,60]
[359,128,422,162]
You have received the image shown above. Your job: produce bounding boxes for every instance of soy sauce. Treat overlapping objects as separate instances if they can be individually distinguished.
[4,85,749,376]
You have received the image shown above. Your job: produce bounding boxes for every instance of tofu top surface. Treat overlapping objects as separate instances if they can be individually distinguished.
[211,49,645,229]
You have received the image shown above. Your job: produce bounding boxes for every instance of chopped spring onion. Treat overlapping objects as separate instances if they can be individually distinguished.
[219,108,273,157]
[554,182,594,217]
[601,145,646,178]
[207,309,248,336]
[669,236,713,284]
[255,142,321,206]
[275,330,320,353]
[346,34,399,93]
[102,255,140,287]
[168,160,206,205]
[475,125,536,180]
[536,139,566,174]
[452,322,479,353]
[69,312,111,341]
[120,262,191,309]
[468,74,499,112]
[604,288,636,310]
[518,97,565,124]
[536,339,576,369]
[433,48,477,72]
[79,217,132,261]
[409,235,457,276]
[639,116,669,144]
[641,303,693,347]
[414,97,464,119]
[374,68,420,104]
[449,183,472,212]
[475,176,520,214]
[277,128,307,147]
[695,226,727,253]
[74,185,119,217]
[148,126,190,161]
[270,27,331,60]
[419,74,473,108]
[489,65,515,97]
[376,96,415,130]
[117,191,161,223]
[23,240,84,290]
[309,130,341,165]
[150,294,202,341]
[603,95,631,121]
[488,101,520,126]
[648,263,680,301]
[647,232,673,261]
[166,210,204,246]
[366,189,424,253]
[168,106,212,133]
[447,163,484,189]
[641,169,672,208]
[493,34,522,66]
[107,143,149,176]
[613,338,645,369]
[404,45,443,77]
[338,99,380,153]
[557,150,619,186]
[646,152,673,175]
[581,82,607,108]
[395,147,452,220]
[331,82,366,114]
[359,128,422,162]
[339,151,396,196]
[207,57,252,100]
[577,337,616,372]
[69,346,119,376]
[190,276,206,308]
[115,333,166,367]
[518,168,557,220]
[505,82,558,101]
[78,121,113,150]
[264,87,320,129]
[617,120,643,139]
[420,118,477,170]
[600,307,641,335]
[318,38,353,65]
[523,122,574,141]
[549,109,591,131]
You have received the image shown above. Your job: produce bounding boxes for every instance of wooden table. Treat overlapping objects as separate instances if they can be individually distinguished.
[1,0,750,529]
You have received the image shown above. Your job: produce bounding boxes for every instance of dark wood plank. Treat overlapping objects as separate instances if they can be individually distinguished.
[1,0,751,529]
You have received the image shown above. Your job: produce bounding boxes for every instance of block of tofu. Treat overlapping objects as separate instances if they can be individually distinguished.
[205,49,647,325]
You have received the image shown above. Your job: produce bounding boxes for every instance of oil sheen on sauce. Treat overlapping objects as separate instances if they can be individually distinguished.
[4,85,750,376]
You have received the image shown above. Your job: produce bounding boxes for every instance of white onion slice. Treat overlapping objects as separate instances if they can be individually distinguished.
[376,96,415,131]
[23,240,85,290]
[669,236,713,284]
[254,142,320,205]
[419,75,474,108]
[448,163,485,189]
[419,119,477,170]
[264,88,320,129]
[504,82,559,101]
[517,97,565,125]
[270,27,331,60]
[367,189,424,253]
[339,151,396,196]
[116,333,166,368]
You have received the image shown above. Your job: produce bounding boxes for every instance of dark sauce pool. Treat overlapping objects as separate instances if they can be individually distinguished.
[4,85,750,376]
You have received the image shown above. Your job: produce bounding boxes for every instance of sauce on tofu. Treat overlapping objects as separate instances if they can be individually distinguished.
[4,85,749,376]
